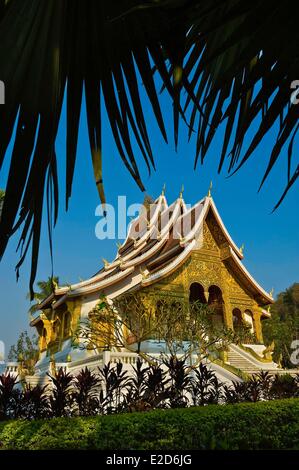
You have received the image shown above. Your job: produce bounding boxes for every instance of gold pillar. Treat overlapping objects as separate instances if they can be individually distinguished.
[220,278,233,330]
[253,310,263,343]
[222,297,233,329]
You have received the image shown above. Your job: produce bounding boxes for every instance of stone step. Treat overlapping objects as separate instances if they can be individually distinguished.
[227,351,261,373]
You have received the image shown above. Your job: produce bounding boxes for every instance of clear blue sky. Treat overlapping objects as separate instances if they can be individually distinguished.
[0,82,298,356]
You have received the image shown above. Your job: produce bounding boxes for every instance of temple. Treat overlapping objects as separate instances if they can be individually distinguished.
[29,189,279,382]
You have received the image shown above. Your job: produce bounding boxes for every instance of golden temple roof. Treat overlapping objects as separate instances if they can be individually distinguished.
[36,191,274,313]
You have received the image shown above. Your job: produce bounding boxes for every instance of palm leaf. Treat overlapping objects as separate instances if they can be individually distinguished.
[0,0,299,296]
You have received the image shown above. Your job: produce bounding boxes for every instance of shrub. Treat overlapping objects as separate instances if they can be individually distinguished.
[0,373,19,420]
[72,368,100,416]
[1,399,299,450]
[47,369,74,417]
[1,358,299,421]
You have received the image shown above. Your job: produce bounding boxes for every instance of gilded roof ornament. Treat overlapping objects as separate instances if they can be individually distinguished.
[161,183,166,196]
[179,184,184,199]
[207,180,213,197]
[102,258,110,268]
[270,287,274,298]
[239,243,245,255]
[52,279,59,290]
[139,267,148,279]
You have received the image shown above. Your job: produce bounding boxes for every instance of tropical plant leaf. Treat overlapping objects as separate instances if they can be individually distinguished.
[0,0,299,296]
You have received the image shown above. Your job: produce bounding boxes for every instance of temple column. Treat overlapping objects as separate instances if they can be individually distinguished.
[222,296,233,329]
[103,349,111,365]
[40,314,54,345]
[253,310,263,343]
[220,278,233,329]
[204,289,209,304]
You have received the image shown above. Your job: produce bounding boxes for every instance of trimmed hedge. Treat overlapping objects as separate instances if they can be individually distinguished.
[1,399,299,450]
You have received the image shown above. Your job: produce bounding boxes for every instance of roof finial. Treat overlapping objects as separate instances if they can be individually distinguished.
[102,258,110,268]
[161,183,166,196]
[270,287,274,298]
[116,241,122,251]
[179,184,184,199]
[240,243,245,255]
[139,267,148,279]
[207,180,213,198]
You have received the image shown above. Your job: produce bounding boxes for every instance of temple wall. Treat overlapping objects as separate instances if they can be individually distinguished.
[142,220,264,342]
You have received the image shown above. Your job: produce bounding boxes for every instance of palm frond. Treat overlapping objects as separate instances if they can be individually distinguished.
[183,1,299,200]
[0,0,298,296]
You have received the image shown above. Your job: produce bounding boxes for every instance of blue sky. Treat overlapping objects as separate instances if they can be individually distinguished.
[0,83,298,355]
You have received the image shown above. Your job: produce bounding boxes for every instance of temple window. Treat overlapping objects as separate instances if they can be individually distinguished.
[189,282,207,304]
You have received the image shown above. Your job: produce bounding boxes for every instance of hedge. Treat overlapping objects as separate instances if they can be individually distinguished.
[1,399,299,450]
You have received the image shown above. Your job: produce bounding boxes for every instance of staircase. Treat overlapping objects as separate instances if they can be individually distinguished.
[227,349,261,375]
[227,344,281,376]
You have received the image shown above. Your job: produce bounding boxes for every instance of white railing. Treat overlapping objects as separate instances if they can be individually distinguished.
[5,362,19,375]
[110,351,140,365]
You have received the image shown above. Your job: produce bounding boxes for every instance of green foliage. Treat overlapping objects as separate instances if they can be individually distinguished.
[28,276,60,314]
[234,321,257,345]
[47,369,74,418]
[8,331,39,374]
[75,294,235,365]
[1,399,299,450]
[2,360,299,423]
[263,283,299,368]
[0,373,19,420]
[72,368,101,417]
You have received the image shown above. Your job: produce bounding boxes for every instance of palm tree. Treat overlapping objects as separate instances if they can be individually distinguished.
[0,1,298,295]
[28,276,59,315]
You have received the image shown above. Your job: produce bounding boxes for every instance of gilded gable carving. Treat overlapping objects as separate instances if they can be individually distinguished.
[186,257,222,289]
[206,212,227,246]
[201,221,220,253]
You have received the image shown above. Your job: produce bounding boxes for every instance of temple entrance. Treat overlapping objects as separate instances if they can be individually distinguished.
[208,285,224,326]
[189,282,207,304]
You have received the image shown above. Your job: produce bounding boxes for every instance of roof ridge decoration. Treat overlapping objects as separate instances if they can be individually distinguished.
[207,180,213,198]
[37,190,272,307]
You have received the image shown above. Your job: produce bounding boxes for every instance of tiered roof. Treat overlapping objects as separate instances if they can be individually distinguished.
[35,191,273,317]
